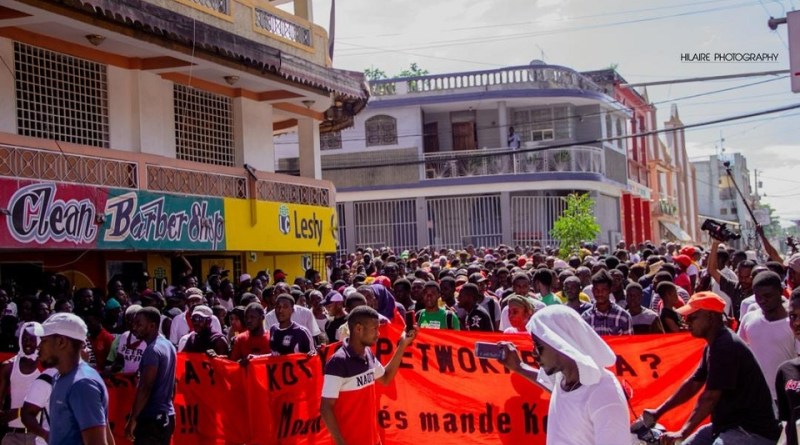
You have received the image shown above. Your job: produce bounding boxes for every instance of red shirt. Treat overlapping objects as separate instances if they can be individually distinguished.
[230,330,271,361]
[90,328,115,369]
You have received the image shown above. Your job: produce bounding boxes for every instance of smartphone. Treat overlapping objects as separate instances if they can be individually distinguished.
[475,342,506,360]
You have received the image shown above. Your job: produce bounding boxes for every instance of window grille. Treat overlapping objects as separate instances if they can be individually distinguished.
[512,106,571,143]
[14,42,109,148]
[174,84,235,167]
[321,131,342,150]
[365,115,398,147]
[354,199,417,251]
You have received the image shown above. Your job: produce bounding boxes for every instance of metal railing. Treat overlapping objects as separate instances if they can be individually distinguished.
[190,0,229,14]
[0,143,331,206]
[254,8,312,47]
[423,145,604,179]
[653,198,679,217]
[370,65,605,97]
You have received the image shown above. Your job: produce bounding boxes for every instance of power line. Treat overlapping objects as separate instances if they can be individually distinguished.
[336,1,759,58]
[623,70,789,87]
[336,0,742,40]
[276,102,800,173]
[275,74,789,146]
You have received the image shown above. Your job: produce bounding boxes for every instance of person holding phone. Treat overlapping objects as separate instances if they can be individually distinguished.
[498,305,629,445]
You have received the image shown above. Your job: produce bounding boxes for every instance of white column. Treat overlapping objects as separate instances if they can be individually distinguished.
[107,65,138,151]
[138,72,175,158]
[497,101,508,148]
[298,117,321,179]
[0,39,16,134]
[233,97,275,171]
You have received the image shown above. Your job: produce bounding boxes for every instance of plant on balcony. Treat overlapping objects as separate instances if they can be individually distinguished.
[552,150,571,171]
[550,193,600,258]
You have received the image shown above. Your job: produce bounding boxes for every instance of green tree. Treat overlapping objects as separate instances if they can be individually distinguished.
[396,62,429,78]
[550,193,601,258]
[364,66,388,81]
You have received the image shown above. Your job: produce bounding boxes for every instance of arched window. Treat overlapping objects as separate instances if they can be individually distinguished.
[365,115,397,147]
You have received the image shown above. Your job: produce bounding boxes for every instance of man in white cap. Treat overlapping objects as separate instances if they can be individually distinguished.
[0,322,46,445]
[499,305,630,444]
[168,288,222,345]
[38,313,113,445]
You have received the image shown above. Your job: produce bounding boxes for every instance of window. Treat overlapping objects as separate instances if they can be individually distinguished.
[721,208,728,215]
[605,113,613,140]
[320,131,342,150]
[14,42,109,147]
[365,115,397,147]
[616,118,625,150]
[512,106,572,144]
[731,207,738,214]
[174,84,234,166]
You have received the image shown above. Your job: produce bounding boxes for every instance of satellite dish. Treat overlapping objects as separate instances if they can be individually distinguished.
[529,59,546,66]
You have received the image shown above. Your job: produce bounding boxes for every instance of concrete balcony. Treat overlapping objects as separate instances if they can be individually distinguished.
[423,145,605,180]
[161,0,330,66]
[0,133,332,207]
[370,65,606,97]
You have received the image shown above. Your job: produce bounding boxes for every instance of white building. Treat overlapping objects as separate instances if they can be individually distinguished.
[278,64,634,253]
[692,153,754,249]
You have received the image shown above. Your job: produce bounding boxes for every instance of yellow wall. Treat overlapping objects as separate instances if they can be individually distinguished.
[224,199,337,253]
[241,253,314,283]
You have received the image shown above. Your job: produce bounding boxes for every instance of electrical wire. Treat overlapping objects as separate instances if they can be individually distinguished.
[336,1,760,58]
[276,102,800,173]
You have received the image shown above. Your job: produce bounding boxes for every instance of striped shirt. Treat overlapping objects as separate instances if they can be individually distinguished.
[581,304,633,335]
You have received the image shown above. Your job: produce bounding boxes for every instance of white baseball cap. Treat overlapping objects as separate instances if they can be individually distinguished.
[41,313,88,342]
[192,305,213,318]
[239,273,252,283]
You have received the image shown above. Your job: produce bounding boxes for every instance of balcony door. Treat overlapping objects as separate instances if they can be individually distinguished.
[452,122,476,151]
[423,122,440,153]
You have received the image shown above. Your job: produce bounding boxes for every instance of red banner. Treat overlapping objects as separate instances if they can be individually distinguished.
[1,328,705,444]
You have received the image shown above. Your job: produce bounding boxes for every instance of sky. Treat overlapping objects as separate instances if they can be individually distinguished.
[300,0,799,226]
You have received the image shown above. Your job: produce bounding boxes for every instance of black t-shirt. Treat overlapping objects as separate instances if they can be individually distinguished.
[269,322,313,355]
[461,305,494,332]
[691,327,780,440]
[776,357,800,445]
[325,316,347,342]
[660,308,682,333]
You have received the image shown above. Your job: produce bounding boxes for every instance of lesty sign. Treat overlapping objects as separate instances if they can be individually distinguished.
[0,179,225,251]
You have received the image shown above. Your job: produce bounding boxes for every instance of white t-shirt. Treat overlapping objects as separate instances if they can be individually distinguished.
[687,263,699,277]
[116,331,148,374]
[23,368,57,445]
[541,370,631,445]
[265,305,321,337]
[738,310,797,401]
[712,267,738,316]
[630,308,659,327]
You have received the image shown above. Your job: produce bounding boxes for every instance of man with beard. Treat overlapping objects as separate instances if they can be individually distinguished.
[39,313,113,445]
[499,305,629,444]
[0,322,45,445]
[125,307,177,445]
[642,292,780,444]
[321,306,416,445]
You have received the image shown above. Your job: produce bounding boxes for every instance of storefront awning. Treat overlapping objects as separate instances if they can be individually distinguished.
[660,221,693,242]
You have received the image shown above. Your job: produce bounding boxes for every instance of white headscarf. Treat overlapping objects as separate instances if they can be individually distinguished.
[528,305,616,387]
[18,321,44,361]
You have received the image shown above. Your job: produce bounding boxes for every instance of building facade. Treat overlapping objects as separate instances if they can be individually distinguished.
[277,64,636,253]
[693,153,754,249]
[0,0,367,292]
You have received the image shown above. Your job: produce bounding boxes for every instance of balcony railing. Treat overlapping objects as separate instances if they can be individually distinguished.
[370,65,605,97]
[0,142,331,207]
[423,146,604,180]
[254,8,312,47]
[653,198,679,217]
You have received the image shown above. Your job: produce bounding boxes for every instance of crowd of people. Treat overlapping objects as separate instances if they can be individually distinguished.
[2,224,800,444]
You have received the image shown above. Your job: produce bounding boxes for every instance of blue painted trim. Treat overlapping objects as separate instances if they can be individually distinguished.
[336,172,626,193]
[368,89,614,109]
